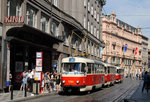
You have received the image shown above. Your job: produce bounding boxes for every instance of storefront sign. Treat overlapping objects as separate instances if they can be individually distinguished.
[5,16,24,23]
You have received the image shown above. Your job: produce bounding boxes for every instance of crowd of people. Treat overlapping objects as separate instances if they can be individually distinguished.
[19,69,61,94]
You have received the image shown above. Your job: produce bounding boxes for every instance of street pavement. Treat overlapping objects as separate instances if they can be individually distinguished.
[0,78,149,102]
[126,80,150,102]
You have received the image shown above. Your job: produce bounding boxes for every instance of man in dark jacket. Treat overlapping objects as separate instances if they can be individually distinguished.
[142,71,149,93]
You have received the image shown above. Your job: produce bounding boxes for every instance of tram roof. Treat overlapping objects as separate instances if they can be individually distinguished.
[62,57,94,63]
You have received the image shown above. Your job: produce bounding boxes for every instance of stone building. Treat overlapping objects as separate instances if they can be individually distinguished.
[102,12,142,77]
[0,0,105,90]
[141,35,148,70]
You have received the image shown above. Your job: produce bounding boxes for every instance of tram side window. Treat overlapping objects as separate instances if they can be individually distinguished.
[81,63,86,73]
[100,65,105,74]
[104,67,107,74]
[108,67,110,74]
[87,63,92,74]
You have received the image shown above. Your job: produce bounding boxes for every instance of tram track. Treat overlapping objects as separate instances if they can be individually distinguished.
[112,80,140,102]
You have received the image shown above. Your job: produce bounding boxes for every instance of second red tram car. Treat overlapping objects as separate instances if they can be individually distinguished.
[115,67,124,83]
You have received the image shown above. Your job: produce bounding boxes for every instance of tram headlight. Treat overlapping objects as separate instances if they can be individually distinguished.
[76,80,79,84]
[62,80,65,84]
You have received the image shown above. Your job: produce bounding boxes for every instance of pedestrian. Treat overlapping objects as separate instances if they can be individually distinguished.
[142,71,149,93]
[30,68,35,92]
[20,70,28,91]
[56,72,61,93]
[9,72,12,92]
[27,70,32,91]
[50,72,55,93]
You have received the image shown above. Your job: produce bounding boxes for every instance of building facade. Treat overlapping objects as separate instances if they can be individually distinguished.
[148,40,150,69]
[141,35,148,70]
[0,0,105,90]
[102,12,142,77]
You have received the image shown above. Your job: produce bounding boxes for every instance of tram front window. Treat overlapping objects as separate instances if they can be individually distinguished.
[62,63,86,74]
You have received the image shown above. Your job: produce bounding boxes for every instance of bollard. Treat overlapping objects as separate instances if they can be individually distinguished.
[11,85,13,100]
[36,81,38,95]
[25,84,27,97]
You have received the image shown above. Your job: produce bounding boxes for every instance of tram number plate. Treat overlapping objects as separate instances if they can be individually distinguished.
[68,80,74,83]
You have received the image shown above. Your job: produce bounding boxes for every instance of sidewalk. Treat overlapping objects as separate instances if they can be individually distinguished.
[0,90,54,102]
[126,81,150,102]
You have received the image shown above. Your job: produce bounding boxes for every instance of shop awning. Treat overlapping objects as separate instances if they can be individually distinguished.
[6,24,63,47]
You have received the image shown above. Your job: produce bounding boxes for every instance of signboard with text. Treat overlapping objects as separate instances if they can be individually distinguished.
[36,52,43,72]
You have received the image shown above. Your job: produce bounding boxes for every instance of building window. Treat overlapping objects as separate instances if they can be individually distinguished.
[95,46,97,56]
[40,14,49,33]
[139,51,141,55]
[91,24,93,34]
[97,13,99,22]
[122,47,124,51]
[113,45,115,50]
[111,57,115,64]
[84,16,86,28]
[88,0,90,12]
[84,0,87,7]
[54,0,57,7]
[91,43,94,55]
[88,41,90,54]
[94,27,96,37]
[91,5,93,16]
[64,29,69,46]
[51,21,59,37]
[26,5,37,27]
[88,20,90,31]
[97,30,99,39]
[7,0,22,16]
[94,9,96,19]
[133,50,135,54]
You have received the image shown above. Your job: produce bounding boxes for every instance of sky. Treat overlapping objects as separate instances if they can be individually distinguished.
[103,0,150,39]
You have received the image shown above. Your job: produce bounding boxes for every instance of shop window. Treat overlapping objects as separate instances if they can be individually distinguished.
[40,14,49,33]
[7,0,22,16]
[26,4,37,27]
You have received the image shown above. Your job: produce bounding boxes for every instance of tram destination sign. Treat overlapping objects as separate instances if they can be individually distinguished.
[69,58,75,62]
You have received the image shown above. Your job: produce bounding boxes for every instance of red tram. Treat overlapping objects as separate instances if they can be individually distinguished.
[115,67,124,83]
[61,57,123,93]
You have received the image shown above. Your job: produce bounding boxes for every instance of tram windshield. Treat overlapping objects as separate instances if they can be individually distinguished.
[62,63,86,74]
